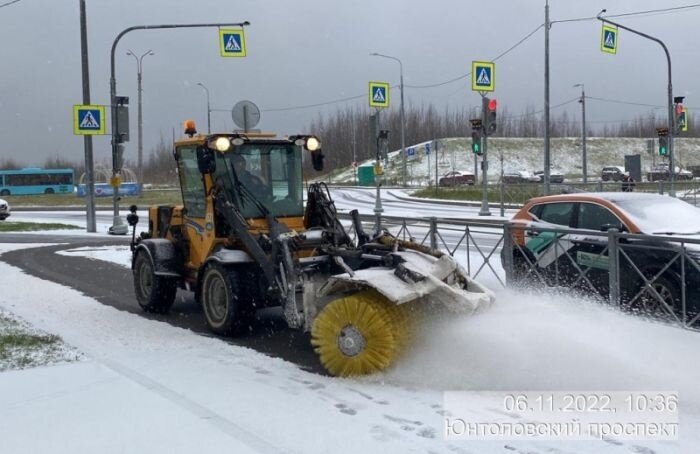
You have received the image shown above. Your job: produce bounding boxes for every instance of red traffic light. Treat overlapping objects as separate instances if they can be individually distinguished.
[488,99,497,111]
[675,103,683,116]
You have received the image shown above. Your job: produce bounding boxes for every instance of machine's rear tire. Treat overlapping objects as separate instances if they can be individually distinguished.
[44,188,54,194]
[0,189,10,196]
[133,250,177,314]
[200,264,251,336]
[311,290,408,377]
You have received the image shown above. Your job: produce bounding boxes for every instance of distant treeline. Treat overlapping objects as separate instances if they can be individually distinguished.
[307,104,700,171]
[2,105,697,184]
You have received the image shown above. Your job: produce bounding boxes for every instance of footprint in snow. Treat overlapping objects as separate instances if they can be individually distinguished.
[335,403,357,415]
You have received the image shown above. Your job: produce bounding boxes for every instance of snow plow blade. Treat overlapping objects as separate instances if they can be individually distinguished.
[311,246,494,377]
[318,249,494,311]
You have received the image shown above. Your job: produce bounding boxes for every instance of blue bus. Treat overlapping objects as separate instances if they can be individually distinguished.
[0,168,74,196]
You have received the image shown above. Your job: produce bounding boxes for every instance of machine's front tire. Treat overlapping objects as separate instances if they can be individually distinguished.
[311,290,408,377]
[133,250,177,314]
[200,264,251,336]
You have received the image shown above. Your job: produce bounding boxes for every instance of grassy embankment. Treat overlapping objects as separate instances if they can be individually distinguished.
[4,189,182,208]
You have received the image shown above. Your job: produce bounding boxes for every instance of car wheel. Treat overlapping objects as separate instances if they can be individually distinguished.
[632,274,681,319]
[44,188,55,194]
[0,190,9,196]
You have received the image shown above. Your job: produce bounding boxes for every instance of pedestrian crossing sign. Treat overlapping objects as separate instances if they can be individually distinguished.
[219,29,247,57]
[73,105,106,135]
[369,81,390,108]
[471,61,495,92]
[601,24,617,54]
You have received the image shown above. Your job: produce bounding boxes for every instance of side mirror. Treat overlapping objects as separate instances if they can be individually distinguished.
[311,149,324,172]
[196,147,216,174]
[600,223,627,233]
[126,205,139,227]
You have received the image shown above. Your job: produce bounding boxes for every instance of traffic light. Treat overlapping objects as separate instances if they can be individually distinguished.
[674,96,685,134]
[471,130,482,155]
[656,127,669,156]
[484,97,497,136]
[470,118,483,155]
[659,136,668,156]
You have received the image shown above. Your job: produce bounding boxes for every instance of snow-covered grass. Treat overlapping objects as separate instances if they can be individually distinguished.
[0,309,81,372]
[0,221,81,232]
[330,137,700,186]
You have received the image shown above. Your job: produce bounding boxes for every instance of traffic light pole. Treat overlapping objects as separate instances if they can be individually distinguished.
[107,21,251,235]
[478,95,491,216]
[597,12,675,197]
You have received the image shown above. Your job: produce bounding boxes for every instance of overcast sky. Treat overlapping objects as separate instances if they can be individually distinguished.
[1,0,699,167]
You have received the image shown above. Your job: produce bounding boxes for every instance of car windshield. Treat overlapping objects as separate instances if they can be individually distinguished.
[614,196,700,234]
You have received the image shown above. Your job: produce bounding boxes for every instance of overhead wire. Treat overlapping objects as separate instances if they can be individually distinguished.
[262,23,544,111]
[0,0,23,8]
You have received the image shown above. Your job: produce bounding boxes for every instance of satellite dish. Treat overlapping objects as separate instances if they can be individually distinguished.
[231,100,261,131]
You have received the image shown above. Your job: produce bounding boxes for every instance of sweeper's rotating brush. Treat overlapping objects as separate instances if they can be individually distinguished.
[311,290,412,377]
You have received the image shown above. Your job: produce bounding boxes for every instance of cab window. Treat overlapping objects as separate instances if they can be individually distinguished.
[538,202,574,227]
[577,203,622,231]
[176,146,206,218]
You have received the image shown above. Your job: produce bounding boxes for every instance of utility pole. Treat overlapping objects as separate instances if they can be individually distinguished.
[79,0,96,233]
[574,83,587,183]
[478,95,491,216]
[543,0,551,195]
[127,49,154,194]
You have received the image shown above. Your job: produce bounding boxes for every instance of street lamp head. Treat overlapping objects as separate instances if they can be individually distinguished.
[126,50,134,56]
[597,9,607,19]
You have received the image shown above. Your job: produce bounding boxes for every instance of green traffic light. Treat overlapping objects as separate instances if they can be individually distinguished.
[472,144,480,153]
[659,147,667,156]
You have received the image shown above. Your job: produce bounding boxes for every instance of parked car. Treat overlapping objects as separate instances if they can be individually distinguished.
[534,170,565,184]
[439,170,475,186]
[502,170,540,184]
[647,164,694,182]
[502,192,700,321]
[0,198,10,220]
[601,166,625,182]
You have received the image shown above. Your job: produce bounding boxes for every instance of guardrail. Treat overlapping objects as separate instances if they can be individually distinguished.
[502,222,700,330]
[338,212,699,331]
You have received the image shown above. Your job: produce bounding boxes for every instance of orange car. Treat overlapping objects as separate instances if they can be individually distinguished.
[502,192,700,320]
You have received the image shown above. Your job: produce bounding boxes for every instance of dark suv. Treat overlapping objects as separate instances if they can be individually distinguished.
[601,166,625,182]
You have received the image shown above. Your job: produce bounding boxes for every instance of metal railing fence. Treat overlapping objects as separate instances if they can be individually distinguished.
[338,212,699,330]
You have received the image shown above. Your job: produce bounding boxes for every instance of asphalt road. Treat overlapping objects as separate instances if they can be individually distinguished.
[0,234,325,374]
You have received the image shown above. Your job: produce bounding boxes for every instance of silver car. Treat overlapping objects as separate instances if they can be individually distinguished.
[0,198,10,220]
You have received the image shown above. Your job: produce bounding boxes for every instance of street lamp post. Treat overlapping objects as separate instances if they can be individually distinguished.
[108,21,250,235]
[196,82,211,134]
[370,52,407,187]
[597,11,675,197]
[574,83,587,184]
[126,49,154,195]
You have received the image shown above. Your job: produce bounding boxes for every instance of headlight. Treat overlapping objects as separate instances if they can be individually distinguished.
[305,136,321,151]
[214,137,231,152]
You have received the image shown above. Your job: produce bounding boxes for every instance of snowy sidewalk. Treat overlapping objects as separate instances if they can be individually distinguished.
[1,242,698,453]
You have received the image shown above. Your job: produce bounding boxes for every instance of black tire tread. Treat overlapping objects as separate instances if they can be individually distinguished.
[133,251,177,314]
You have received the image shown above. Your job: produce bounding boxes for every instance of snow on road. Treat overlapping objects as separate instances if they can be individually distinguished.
[1,242,699,453]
